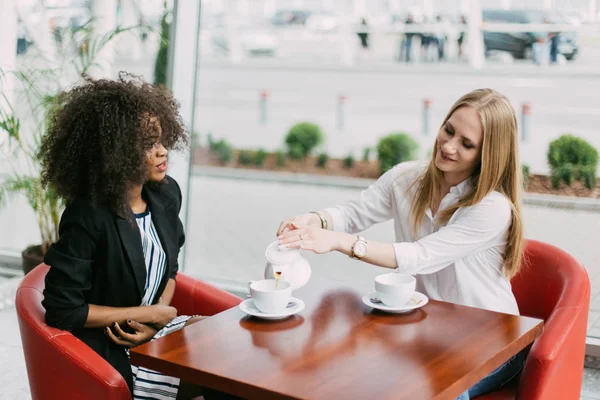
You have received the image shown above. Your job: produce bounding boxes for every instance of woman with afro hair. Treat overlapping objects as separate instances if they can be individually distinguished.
[39,74,236,400]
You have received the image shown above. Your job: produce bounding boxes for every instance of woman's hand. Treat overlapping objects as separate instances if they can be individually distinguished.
[278,223,341,254]
[105,320,158,348]
[147,304,177,329]
[277,213,321,236]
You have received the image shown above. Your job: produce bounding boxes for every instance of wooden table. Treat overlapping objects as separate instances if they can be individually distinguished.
[131,279,543,400]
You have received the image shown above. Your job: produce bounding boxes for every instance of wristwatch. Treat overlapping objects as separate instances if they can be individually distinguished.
[350,236,368,260]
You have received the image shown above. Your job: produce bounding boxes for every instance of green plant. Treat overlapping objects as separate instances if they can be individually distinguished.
[547,134,598,188]
[522,164,530,188]
[285,122,324,159]
[210,139,233,163]
[343,154,355,168]
[377,133,419,175]
[580,165,597,189]
[154,3,170,86]
[238,150,254,166]
[288,143,305,160]
[316,152,329,168]
[275,150,286,167]
[255,149,267,166]
[0,24,132,258]
[362,147,371,162]
[547,134,598,170]
[550,169,562,189]
[558,163,574,186]
[192,132,201,150]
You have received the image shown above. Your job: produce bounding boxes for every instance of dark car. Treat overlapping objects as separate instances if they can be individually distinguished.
[482,9,579,60]
[271,9,311,26]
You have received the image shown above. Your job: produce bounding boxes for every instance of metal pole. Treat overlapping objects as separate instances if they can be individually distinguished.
[337,94,347,130]
[468,0,485,69]
[589,0,597,22]
[260,90,269,125]
[90,0,118,78]
[167,0,202,271]
[521,103,531,143]
[423,98,432,136]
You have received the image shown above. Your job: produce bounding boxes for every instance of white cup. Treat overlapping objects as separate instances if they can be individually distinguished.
[249,279,292,314]
[375,273,416,307]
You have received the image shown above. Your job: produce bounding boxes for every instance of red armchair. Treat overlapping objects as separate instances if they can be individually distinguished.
[16,263,242,400]
[480,239,590,400]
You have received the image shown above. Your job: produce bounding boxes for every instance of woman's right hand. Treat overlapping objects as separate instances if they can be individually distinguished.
[277,213,321,236]
[147,304,177,329]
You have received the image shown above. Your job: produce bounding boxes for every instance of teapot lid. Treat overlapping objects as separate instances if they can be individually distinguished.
[265,240,299,265]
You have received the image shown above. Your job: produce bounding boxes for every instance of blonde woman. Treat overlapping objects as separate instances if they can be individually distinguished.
[277,89,526,399]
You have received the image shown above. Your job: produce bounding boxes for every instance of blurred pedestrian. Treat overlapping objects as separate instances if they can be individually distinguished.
[357,18,369,50]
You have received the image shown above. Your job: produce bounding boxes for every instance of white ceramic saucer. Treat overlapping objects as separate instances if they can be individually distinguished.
[239,297,305,320]
[362,291,429,314]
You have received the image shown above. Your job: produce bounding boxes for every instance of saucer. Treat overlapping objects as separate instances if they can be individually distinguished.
[239,297,305,320]
[362,291,429,314]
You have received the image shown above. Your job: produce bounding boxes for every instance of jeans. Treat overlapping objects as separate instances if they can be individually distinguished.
[456,349,527,400]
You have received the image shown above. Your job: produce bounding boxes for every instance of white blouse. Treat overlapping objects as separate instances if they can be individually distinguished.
[325,161,519,315]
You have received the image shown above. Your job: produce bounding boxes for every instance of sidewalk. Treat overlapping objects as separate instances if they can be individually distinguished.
[198,57,600,79]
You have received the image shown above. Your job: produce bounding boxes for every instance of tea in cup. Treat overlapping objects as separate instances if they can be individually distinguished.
[374,273,416,307]
[249,279,292,314]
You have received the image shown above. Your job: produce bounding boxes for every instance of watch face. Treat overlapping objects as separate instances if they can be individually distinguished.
[354,242,367,257]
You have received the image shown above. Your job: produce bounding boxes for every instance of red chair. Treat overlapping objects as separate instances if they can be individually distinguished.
[480,239,590,400]
[16,263,242,400]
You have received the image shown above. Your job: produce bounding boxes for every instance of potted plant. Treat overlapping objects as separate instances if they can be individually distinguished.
[0,23,134,275]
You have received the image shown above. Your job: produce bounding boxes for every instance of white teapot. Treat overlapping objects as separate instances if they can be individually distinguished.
[264,241,312,291]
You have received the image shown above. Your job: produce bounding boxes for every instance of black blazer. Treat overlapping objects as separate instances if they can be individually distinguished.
[42,175,185,391]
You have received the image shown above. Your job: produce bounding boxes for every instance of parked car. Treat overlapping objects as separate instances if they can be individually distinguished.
[211,24,278,57]
[271,9,311,26]
[482,9,579,60]
[305,12,338,32]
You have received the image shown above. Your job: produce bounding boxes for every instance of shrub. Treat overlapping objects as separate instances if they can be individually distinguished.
[550,170,562,189]
[580,165,597,189]
[238,150,254,166]
[343,154,355,168]
[522,164,530,188]
[288,143,305,160]
[210,139,233,163]
[547,134,598,169]
[275,150,286,167]
[547,135,598,188]
[362,147,371,162]
[192,132,201,150]
[377,133,419,175]
[285,122,324,159]
[558,163,574,186]
[255,149,267,166]
[316,153,328,168]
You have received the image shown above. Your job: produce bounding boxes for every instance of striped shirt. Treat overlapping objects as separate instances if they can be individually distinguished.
[135,209,167,306]
[131,208,190,399]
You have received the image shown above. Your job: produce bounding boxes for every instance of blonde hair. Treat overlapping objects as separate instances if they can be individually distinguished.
[410,88,524,278]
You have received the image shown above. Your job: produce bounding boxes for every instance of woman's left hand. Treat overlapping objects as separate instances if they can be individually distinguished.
[278,223,340,254]
[106,319,158,348]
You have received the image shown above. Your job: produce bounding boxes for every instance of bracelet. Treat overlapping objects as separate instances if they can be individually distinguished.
[309,211,328,230]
